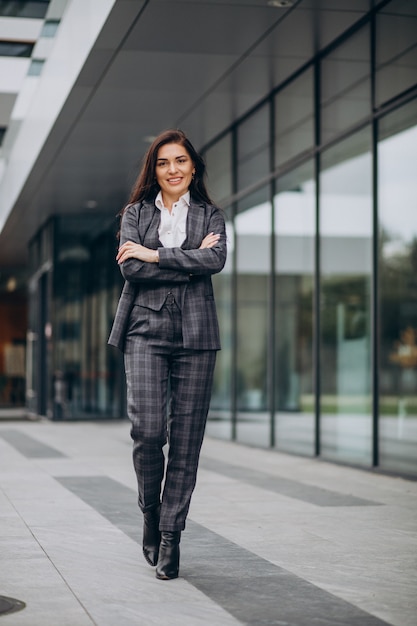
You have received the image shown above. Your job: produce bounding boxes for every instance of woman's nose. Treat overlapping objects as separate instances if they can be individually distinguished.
[168,161,177,173]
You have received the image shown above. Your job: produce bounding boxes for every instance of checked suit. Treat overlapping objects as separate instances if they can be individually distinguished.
[108,197,227,531]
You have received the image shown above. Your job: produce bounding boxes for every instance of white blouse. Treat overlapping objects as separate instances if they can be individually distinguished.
[155,191,189,248]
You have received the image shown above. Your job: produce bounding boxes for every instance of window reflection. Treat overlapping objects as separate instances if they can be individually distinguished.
[52,216,124,419]
[235,187,271,447]
[274,69,314,168]
[274,162,315,456]
[237,106,270,191]
[376,2,417,106]
[27,222,54,417]
[0,272,28,409]
[320,130,373,465]
[321,26,370,143]
[204,133,233,203]
[208,213,233,440]
[378,101,417,474]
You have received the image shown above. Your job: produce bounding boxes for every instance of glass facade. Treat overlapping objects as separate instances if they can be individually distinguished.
[319,131,373,465]
[207,206,234,440]
[375,2,417,107]
[237,106,270,191]
[320,25,371,143]
[0,2,50,19]
[274,162,315,456]
[378,100,417,474]
[25,0,417,476]
[235,186,271,447]
[0,41,34,57]
[274,68,314,168]
[0,269,27,409]
[28,215,125,420]
[204,0,417,476]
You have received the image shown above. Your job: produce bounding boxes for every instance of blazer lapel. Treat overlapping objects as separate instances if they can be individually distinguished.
[138,200,162,247]
[182,199,205,250]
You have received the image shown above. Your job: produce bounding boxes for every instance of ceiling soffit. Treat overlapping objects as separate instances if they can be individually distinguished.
[0,0,373,265]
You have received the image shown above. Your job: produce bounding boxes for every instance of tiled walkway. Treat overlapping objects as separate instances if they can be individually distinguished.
[0,419,416,626]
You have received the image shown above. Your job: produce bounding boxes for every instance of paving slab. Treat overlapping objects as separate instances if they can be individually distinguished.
[0,420,416,626]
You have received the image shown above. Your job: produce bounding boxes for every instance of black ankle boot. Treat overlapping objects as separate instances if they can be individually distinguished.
[142,504,161,566]
[155,531,181,580]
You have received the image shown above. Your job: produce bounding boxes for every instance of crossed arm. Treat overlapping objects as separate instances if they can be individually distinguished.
[117,204,227,284]
[117,232,219,264]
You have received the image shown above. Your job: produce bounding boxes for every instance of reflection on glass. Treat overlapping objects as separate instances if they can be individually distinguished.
[376,4,417,106]
[274,162,315,455]
[237,105,270,191]
[0,278,26,409]
[52,216,124,419]
[321,25,370,143]
[27,223,54,417]
[274,68,314,168]
[235,186,271,447]
[204,133,233,203]
[320,130,372,465]
[378,101,417,474]
[208,213,233,440]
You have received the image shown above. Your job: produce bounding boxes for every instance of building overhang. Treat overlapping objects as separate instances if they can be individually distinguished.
[0,0,373,267]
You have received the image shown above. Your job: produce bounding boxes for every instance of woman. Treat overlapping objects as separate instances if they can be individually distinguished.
[108,129,227,580]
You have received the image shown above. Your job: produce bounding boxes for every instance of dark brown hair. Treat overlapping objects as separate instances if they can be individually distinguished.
[125,129,213,212]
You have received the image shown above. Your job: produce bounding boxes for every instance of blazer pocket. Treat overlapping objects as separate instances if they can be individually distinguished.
[134,291,166,311]
[126,304,149,335]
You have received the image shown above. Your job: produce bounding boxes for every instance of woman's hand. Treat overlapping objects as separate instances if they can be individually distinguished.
[117,241,158,264]
[199,232,220,249]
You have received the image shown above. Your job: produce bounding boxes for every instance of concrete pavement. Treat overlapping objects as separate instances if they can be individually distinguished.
[0,418,416,626]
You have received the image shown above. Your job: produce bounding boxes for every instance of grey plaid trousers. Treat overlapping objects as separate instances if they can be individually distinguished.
[124,293,216,532]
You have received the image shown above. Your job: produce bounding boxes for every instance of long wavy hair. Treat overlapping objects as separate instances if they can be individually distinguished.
[122,129,213,217]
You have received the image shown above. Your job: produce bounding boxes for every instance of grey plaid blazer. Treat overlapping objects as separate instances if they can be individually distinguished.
[108,197,227,352]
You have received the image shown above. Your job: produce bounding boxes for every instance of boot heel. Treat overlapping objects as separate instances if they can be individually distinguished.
[155,531,181,580]
[142,505,161,567]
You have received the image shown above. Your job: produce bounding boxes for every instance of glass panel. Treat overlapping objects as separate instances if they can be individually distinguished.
[204,133,233,203]
[0,2,49,19]
[0,270,27,409]
[84,232,120,417]
[41,20,60,38]
[235,186,271,447]
[0,41,34,57]
[26,223,54,417]
[26,287,37,414]
[321,25,370,143]
[53,242,85,419]
[52,216,124,419]
[237,105,270,191]
[28,59,45,76]
[274,68,314,168]
[375,1,417,106]
[274,161,315,456]
[378,99,417,475]
[207,210,233,440]
[320,129,373,465]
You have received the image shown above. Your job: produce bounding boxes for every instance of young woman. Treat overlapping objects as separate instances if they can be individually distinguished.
[108,129,227,580]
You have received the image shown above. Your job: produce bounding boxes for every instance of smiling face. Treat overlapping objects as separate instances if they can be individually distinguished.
[155,143,195,206]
